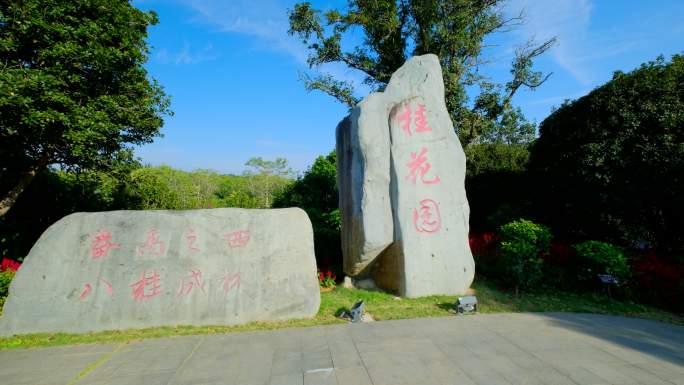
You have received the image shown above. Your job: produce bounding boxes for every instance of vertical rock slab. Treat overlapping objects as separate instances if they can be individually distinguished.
[336,93,394,276]
[337,54,474,297]
[0,208,320,336]
[383,55,474,296]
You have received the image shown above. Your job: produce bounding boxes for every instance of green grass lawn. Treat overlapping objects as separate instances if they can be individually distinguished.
[1,276,681,350]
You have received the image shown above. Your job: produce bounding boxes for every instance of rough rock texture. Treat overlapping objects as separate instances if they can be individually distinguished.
[336,94,393,275]
[337,54,475,297]
[0,208,320,336]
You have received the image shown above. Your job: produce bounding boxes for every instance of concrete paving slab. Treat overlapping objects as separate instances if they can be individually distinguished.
[269,372,303,385]
[0,313,682,385]
[0,344,118,385]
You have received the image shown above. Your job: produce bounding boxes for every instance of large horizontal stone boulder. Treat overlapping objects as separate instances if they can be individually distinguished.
[0,208,320,336]
[337,54,475,297]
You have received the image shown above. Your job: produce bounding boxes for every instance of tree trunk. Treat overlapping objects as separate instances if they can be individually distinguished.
[0,154,51,218]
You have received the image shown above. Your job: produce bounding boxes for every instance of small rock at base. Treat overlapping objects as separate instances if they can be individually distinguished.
[342,276,354,289]
[354,278,378,290]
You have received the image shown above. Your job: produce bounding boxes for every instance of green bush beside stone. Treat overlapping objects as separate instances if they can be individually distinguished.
[0,270,15,310]
[499,219,551,292]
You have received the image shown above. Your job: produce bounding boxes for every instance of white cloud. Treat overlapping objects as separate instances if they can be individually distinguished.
[154,41,219,65]
[525,90,589,107]
[505,0,596,85]
[174,1,372,98]
[178,0,308,62]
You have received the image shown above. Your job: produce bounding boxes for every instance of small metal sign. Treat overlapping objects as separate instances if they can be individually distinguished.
[350,300,365,323]
[456,295,478,314]
[598,274,619,285]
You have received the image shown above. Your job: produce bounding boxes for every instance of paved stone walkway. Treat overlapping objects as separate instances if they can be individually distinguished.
[1,313,683,385]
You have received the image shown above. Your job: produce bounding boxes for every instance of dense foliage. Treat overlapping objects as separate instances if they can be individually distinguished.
[0,167,133,260]
[0,0,171,217]
[530,54,684,252]
[465,143,532,231]
[0,163,293,261]
[288,0,553,146]
[273,152,341,270]
[125,165,291,210]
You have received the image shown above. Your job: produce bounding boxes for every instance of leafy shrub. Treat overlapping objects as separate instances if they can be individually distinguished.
[573,241,631,285]
[0,269,16,309]
[499,219,551,292]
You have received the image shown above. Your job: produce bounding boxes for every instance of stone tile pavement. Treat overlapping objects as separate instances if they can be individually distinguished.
[1,313,683,384]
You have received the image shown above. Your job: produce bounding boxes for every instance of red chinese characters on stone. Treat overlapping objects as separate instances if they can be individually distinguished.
[413,104,432,133]
[413,199,442,234]
[397,104,413,136]
[185,228,201,252]
[136,229,166,257]
[224,230,251,248]
[130,270,162,302]
[79,283,92,301]
[405,147,440,185]
[79,278,113,301]
[177,269,206,297]
[221,271,241,296]
[100,278,114,296]
[396,103,432,136]
[90,230,120,260]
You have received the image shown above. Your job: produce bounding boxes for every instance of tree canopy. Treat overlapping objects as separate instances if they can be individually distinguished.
[288,0,554,146]
[0,0,171,217]
[273,151,340,268]
[530,54,684,252]
[244,157,295,178]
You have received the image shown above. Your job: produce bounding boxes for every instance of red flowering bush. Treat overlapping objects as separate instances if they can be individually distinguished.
[469,232,499,275]
[469,232,497,257]
[632,252,684,312]
[1,258,21,272]
[318,270,337,288]
[539,243,576,289]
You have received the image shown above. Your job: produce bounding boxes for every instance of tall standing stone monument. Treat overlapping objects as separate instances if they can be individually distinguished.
[337,54,474,297]
[0,208,320,336]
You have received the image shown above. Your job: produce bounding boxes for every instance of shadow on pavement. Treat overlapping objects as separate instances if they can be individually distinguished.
[540,312,684,367]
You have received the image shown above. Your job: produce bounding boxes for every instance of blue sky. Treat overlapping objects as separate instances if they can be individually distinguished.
[133,0,684,175]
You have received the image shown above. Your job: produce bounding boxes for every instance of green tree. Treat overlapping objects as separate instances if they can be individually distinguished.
[530,54,684,252]
[215,176,260,208]
[0,0,171,217]
[126,166,185,210]
[0,163,137,261]
[244,157,295,177]
[288,0,554,146]
[243,157,295,207]
[273,151,340,268]
[125,166,231,210]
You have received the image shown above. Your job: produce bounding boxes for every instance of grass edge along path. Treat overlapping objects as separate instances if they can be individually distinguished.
[1,277,682,350]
